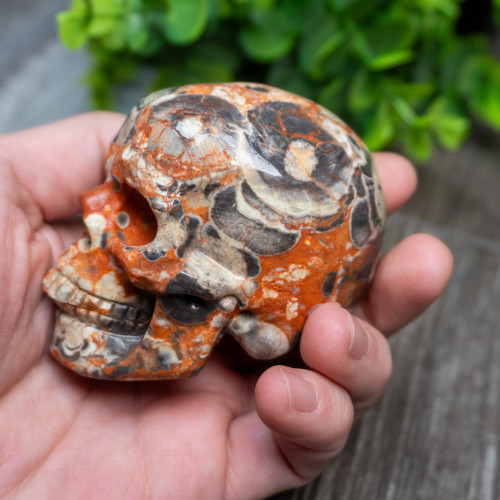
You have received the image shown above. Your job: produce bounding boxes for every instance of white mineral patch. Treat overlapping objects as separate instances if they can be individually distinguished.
[55,282,74,302]
[211,312,230,329]
[95,272,127,301]
[322,120,356,159]
[184,249,247,302]
[290,266,309,280]
[176,116,203,139]
[212,86,246,106]
[121,144,136,160]
[234,179,288,231]
[199,344,212,358]
[77,236,91,253]
[286,299,299,321]
[277,264,310,282]
[284,140,317,181]
[157,345,182,365]
[253,322,290,359]
[77,276,93,293]
[84,213,106,249]
[219,295,238,312]
[58,314,96,356]
[262,287,279,299]
[96,298,113,312]
[309,256,324,267]
[151,315,172,328]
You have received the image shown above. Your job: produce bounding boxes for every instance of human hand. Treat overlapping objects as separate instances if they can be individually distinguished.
[0,114,452,499]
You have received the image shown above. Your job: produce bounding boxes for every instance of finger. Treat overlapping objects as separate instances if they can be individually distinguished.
[226,368,354,497]
[0,112,124,220]
[352,233,453,335]
[256,367,353,482]
[301,303,392,414]
[372,152,417,216]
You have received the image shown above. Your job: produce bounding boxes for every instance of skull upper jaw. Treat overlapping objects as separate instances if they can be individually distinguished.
[43,245,243,380]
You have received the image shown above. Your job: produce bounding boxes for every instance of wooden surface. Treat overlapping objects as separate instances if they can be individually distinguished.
[1,2,499,499]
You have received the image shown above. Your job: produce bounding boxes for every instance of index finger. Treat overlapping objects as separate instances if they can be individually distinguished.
[0,111,124,220]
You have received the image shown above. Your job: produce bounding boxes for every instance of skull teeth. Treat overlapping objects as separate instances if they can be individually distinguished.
[44,269,154,336]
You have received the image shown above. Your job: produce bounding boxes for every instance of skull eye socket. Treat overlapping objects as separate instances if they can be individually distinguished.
[117,184,158,246]
[160,294,218,325]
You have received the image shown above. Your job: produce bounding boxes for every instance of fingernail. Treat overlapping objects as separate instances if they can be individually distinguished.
[346,313,371,360]
[280,369,319,413]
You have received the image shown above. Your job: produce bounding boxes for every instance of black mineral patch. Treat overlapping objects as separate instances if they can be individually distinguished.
[350,199,371,248]
[106,335,140,357]
[176,216,200,258]
[242,249,261,278]
[116,211,130,228]
[211,186,299,255]
[165,270,215,299]
[111,174,122,193]
[143,247,167,261]
[315,212,345,233]
[151,94,244,135]
[100,232,111,250]
[161,294,218,324]
[204,182,222,198]
[168,199,184,220]
[203,223,221,240]
[244,84,270,93]
[321,271,337,298]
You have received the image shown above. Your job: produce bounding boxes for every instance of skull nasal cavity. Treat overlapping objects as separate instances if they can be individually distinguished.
[117,184,158,246]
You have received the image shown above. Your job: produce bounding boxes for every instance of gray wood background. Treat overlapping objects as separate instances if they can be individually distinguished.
[1,2,499,499]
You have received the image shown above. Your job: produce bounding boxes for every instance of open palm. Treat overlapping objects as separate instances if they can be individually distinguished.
[0,114,452,499]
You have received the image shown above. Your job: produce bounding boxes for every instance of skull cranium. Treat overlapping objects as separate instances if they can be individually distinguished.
[43,83,385,380]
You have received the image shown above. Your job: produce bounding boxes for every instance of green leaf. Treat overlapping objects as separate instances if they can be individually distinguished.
[239,16,295,63]
[126,13,150,53]
[369,50,414,71]
[458,54,500,129]
[90,0,124,17]
[386,80,435,102]
[353,21,415,70]
[267,59,316,99]
[403,127,433,161]
[277,0,309,34]
[164,0,209,45]
[57,0,90,49]
[423,97,470,149]
[87,17,119,38]
[298,15,344,79]
[347,69,378,111]
[362,100,397,151]
[416,0,460,19]
[327,0,359,11]
[434,115,469,149]
[318,77,345,111]
[392,98,417,125]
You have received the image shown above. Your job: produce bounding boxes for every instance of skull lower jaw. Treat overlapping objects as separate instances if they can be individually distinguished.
[50,306,232,381]
[52,312,144,378]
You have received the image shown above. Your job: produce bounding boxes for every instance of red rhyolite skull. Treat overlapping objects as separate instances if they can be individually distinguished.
[43,83,385,380]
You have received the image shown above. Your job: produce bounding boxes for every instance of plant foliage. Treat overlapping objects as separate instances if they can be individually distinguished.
[57,0,500,160]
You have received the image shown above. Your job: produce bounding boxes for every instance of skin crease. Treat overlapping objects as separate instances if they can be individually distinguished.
[0,113,453,500]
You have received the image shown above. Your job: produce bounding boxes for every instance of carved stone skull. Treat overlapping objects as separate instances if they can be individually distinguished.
[43,83,385,380]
